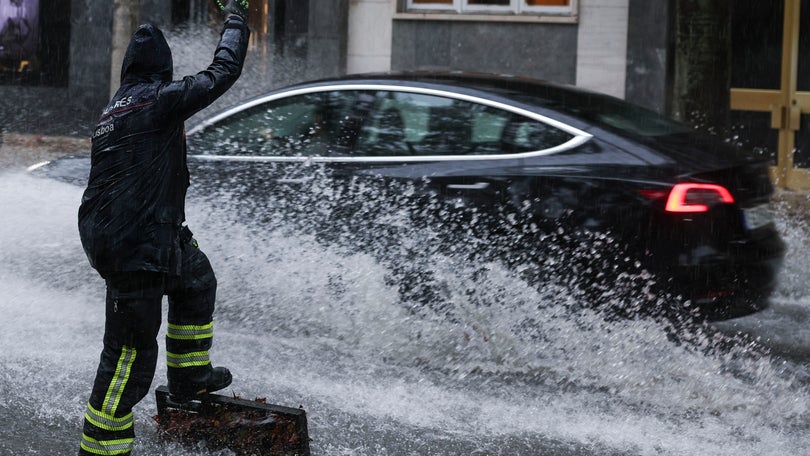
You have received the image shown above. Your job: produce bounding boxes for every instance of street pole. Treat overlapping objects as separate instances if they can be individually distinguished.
[110,0,141,98]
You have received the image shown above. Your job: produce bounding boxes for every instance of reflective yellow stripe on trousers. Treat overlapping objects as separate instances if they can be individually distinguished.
[166,321,214,340]
[84,404,133,432]
[80,435,135,455]
[166,350,211,368]
[102,346,136,415]
[82,345,136,455]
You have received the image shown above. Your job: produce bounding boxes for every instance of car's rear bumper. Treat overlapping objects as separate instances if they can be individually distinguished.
[669,232,786,321]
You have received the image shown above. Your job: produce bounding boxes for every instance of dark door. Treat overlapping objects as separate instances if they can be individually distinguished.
[730,0,810,189]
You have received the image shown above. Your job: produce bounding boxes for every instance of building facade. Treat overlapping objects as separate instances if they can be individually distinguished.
[2,0,808,188]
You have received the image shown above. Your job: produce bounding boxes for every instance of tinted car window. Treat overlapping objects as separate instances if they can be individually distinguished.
[189,91,362,157]
[354,90,574,157]
[513,88,692,138]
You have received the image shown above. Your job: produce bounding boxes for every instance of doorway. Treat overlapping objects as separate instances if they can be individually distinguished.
[730,0,810,189]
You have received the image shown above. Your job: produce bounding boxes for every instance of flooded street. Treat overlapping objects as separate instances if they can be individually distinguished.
[1,169,809,456]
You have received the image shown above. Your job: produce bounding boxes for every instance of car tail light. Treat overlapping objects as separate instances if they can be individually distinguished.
[664,183,735,213]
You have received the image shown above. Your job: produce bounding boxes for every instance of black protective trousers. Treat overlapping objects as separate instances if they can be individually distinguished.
[79,236,218,456]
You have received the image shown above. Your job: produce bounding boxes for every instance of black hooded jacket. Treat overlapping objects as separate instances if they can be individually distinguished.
[79,19,249,278]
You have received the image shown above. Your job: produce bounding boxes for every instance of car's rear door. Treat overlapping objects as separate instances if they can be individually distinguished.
[335,86,591,215]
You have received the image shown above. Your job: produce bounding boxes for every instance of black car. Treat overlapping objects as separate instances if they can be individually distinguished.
[33,72,786,320]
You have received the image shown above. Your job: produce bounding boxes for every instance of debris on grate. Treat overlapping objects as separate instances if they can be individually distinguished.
[154,385,310,456]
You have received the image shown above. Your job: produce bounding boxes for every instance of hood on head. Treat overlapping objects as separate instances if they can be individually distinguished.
[120,23,173,83]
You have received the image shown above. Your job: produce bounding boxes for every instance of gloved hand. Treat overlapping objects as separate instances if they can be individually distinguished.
[215,0,249,23]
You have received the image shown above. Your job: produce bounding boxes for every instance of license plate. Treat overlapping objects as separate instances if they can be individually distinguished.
[742,204,774,230]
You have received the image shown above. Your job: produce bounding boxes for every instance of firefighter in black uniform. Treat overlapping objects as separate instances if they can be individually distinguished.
[77,1,250,454]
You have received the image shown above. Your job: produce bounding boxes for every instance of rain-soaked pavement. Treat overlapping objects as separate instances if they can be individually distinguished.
[1,142,810,455]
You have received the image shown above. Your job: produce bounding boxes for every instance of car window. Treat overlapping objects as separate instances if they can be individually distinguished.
[513,89,692,138]
[354,90,574,157]
[189,91,361,157]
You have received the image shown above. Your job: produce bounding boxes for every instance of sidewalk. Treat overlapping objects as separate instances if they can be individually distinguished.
[0,133,90,170]
[773,188,810,224]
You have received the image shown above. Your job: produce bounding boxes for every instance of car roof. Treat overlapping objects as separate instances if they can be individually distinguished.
[194,70,611,134]
[317,70,564,87]
[198,70,690,142]
[291,70,595,105]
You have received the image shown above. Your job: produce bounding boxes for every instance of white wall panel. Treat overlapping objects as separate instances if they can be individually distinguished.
[347,0,395,74]
[576,0,629,98]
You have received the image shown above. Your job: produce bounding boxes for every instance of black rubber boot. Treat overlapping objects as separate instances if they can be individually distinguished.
[168,366,232,402]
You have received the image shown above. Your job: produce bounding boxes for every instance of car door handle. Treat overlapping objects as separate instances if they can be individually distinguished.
[446,182,490,190]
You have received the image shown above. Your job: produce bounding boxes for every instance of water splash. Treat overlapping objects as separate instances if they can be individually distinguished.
[163,22,310,128]
[2,169,809,455]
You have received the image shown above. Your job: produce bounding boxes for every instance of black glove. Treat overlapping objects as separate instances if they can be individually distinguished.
[216,0,249,23]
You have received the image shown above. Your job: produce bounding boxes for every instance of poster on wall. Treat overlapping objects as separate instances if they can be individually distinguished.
[0,0,39,61]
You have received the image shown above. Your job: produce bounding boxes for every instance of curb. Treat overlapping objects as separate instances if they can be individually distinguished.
[0,133,90,170]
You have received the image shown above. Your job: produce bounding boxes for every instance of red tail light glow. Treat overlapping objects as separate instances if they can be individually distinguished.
[664,183,734,213]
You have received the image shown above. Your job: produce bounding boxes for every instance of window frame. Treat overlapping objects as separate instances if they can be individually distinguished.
[187,90,367,158]
[188,84,592,163]
[405,0,577,16]
[354,89,579,158]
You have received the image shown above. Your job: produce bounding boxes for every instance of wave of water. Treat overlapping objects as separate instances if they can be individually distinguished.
[1,170,809,455]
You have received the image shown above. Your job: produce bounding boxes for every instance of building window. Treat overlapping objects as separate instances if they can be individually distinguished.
[0,0,69,86]
[406,0,574,15]
[0,0,38,70]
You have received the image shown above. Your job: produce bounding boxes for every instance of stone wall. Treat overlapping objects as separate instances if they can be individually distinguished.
[625,0,673,114]
[391,19,578,84]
